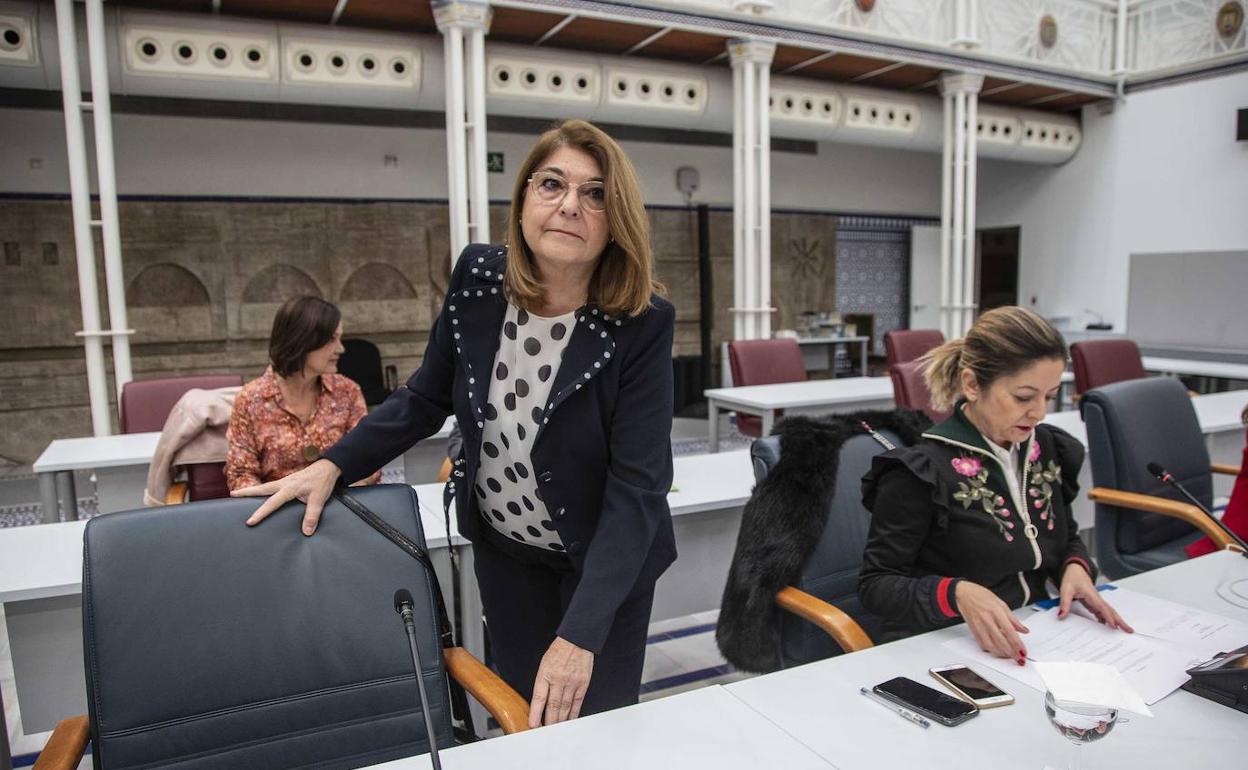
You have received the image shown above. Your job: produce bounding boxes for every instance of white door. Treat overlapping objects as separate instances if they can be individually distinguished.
[909,225,942,330]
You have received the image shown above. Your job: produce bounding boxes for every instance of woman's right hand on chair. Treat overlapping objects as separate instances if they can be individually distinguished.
[954,581,1029,665]
[233,459,342,536]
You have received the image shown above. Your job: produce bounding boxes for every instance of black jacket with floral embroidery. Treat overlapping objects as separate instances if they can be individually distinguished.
[858,403,1094,642]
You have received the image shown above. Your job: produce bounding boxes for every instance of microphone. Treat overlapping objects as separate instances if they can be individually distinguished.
[394,588,443,770]
[1147,462,1248,556]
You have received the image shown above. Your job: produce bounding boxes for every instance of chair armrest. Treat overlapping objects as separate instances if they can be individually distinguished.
[443,646,531,734]
[775,587,873,653]
[33,715,89,770]
[165,481,188,505]
[1088,487,1235,550]
[1210,463,1241,477]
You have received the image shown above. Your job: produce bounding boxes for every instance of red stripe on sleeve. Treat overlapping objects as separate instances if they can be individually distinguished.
[936,577,958,618]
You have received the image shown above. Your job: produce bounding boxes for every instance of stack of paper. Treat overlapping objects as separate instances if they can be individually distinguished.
[941,587,1248,705]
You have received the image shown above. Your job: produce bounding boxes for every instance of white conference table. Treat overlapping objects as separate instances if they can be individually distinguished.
[1142,356,1248,382]
[704,373,1076,453]
[31,418,456,524]
[726,550,1248,770]
[365,685,834,770]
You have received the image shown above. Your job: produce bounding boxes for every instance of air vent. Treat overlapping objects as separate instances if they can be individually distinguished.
[487,56,597,104]
[282,38,419,89]
[123,25,275,81]
[0,13,37,65]
[975,114,1021,146]
[770,86,841,127]
[1021,119,1080,150]
[604,67,707,113]
[843,96,919,134]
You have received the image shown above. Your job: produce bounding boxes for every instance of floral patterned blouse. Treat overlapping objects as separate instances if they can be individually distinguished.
[226,367,380,490]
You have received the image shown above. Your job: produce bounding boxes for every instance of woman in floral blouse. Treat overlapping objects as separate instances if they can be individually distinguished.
[860,307,1131,663]
[226,297,380,491]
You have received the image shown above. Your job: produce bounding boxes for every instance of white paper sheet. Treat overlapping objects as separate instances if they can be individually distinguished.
[941,608,1195,705]
[1095,586,1248,665]
[1032,661,1153,717]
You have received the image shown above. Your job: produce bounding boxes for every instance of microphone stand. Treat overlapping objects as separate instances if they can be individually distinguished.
[396,593,444,770]
[1151,466,1248,557]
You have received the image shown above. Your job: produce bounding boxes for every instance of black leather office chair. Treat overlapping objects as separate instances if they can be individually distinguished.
[1084,378,1235,579]
[717,412,928,672]
[37,485,527,770]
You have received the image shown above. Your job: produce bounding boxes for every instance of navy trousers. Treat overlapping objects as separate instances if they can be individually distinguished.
[472,524,654,718]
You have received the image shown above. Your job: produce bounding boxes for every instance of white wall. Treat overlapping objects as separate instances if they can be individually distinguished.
[978,69,1248,332]
[0,107,941,215]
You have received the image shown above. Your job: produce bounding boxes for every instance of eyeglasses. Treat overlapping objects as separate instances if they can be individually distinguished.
[527,170,607,213]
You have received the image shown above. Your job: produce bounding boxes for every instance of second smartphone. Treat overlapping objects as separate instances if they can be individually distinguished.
[929,664,1015,708]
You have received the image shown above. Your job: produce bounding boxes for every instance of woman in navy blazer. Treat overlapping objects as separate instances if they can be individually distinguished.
[238,120,676,727]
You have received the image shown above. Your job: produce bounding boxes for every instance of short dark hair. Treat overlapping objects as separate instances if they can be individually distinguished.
[268,296,341,377]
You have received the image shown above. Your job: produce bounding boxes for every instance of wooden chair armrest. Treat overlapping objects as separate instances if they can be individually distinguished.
[775,586,873,653]
[443,646,530,734]
[33,715,89,770]
[164,481,188,505]
[1070,393,1083,404]
[1088,487,1234,550]
[1210,463,1241,477]
[436,457,453,484]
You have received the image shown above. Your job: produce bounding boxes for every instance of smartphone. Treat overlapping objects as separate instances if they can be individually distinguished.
[872,676,979,726]
[929,665,1015,708]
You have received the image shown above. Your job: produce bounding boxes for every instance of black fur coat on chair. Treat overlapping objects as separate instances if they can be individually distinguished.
[715,409,931,673]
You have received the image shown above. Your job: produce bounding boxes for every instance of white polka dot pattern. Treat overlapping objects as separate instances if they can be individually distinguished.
[476,302,574,551]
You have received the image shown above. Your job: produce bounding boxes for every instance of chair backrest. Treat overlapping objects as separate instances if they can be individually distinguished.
[1070,339,1146,395]
[186,462,230,501]
[889,360,951,423]
[883,329,944,367]
[750,431,892,667]
[728,338,808,388]
[1083,377,1210,579]
[83,485,452,769]
[339,338,392,406]
[120,375,243,434]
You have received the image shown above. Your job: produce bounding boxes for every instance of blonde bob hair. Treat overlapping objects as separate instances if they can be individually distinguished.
[921,306,1067,411]
[504,119,663,318]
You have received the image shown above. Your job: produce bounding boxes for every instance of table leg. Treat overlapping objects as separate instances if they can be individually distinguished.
[455,545,490,732]
[762,409,775,437]
[0,678,11,770]
[708,400,720,454]
[38,472,59,525]
[860,340,868,376]
[55,472,78,521]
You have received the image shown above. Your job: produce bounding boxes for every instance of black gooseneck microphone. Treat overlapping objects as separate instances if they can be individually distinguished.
[1147,462,1248,556]
[394,588,443,770]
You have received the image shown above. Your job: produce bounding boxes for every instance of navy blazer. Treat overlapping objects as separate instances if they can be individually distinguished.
[324,243,677,653]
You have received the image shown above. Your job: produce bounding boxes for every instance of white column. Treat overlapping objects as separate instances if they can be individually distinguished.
[434,1,492,268]
[54,0,111,436]
[85,0,134,396]
[938,73,984,338]
[727,39,775,341]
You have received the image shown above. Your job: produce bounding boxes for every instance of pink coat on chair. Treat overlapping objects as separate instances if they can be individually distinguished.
[143,387,241,506]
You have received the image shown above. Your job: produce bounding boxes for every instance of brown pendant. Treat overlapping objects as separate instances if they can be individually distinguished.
[302,444,321,462]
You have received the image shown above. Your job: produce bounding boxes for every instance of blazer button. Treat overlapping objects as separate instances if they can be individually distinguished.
[539,470,553,483]
[568,541,583,556]
[553,506,566,520]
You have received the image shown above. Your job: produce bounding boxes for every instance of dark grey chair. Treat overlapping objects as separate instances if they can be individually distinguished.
[1084,378,1235,579]
[37,485,527,770]
[751,430,893,666]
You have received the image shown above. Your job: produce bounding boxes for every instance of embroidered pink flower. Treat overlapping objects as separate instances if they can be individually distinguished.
[999,508,1011,518]
[952,457,983,477]
[1028,440,1042,463]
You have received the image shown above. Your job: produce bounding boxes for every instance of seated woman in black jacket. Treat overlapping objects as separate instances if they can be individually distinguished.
[860,307,1131,665]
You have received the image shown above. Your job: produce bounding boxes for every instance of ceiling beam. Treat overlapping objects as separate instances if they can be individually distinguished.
[702,50,728,65]
[849,61,906,83]
[781,50,837,75]
[623,27,671,56]
[535,14,577,46]
[909,77,940,91]
[1025,90,1076,106]
[981,81,1026,96]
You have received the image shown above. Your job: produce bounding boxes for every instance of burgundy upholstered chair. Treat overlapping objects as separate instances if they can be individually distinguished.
[727,338,809,438]
[120,375,243,434]
[1070,339,1147,396]
[889,360,951,424]
[883,329,945,367]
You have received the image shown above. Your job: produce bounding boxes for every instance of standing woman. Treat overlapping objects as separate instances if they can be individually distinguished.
[236,120,676,727]
[859,307,1131,662]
